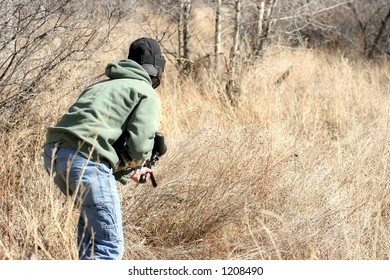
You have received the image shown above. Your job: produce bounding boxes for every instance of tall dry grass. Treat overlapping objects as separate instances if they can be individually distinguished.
[1,27,389,259]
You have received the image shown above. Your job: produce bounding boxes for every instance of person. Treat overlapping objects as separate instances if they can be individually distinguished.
[43,37,165,260]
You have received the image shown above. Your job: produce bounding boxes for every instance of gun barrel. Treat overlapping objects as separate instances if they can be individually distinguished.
[150,173,157,187]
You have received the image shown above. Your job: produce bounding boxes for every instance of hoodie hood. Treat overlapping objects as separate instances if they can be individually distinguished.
[105,59,152,84]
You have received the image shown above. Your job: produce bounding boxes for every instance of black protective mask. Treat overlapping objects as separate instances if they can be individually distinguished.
[128,38,166,88]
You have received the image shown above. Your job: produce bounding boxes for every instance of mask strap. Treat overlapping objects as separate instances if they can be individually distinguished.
[140,55,165,71]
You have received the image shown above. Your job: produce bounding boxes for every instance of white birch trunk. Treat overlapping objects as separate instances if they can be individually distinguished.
[178,0,184,65]
[231,0,241,83]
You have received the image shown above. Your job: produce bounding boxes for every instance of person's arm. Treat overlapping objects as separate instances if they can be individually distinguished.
[125,93,161,169]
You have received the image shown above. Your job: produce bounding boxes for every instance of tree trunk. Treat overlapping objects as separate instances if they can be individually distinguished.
[178,1,184,66]
[368,8,390,59]
[226,0,241,104]
[254,0,265,54]
[231,0,241,80]
[178,0,192,72]
[256,0,278,57]
[183,0,192,62]
[214,0,222,69]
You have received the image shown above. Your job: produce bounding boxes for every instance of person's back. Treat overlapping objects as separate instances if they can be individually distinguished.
[46,59,160,170]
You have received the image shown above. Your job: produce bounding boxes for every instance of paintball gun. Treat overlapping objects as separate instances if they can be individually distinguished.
[139,132,167,187]
[113,131,167,187]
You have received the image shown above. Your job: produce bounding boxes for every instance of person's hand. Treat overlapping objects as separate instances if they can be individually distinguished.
[129,167,153,183]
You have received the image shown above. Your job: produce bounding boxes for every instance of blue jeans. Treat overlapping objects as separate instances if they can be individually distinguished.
[43,143,124,260]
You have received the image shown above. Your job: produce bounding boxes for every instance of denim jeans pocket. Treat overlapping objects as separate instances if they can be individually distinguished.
[95,201,121,242]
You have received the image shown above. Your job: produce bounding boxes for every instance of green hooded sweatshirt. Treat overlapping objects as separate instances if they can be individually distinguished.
[46,59,161,176]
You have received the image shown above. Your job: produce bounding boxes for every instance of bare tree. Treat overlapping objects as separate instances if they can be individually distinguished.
[271,0,390,58]
[369,7,390,58]
[226,0,242,104]
[178,1,184,66]
[0,0,132,118]
[146,0,192,70]
[183,0,192,63]
[254,0,278,57]
[214,0,222,69]
[173,0,192,72]
[274,0,353,47]
[347,0,390,58]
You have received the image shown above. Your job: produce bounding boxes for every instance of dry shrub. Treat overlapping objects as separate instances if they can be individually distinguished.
[120,126,271,259]
[1,35,389,260]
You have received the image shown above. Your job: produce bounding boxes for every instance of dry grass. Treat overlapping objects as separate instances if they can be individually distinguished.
[1,15,389,260]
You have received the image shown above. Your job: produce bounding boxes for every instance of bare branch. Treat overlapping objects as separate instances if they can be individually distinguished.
[0,0,134,115]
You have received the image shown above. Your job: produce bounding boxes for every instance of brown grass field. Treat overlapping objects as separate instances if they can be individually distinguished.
[0,10,389,260]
